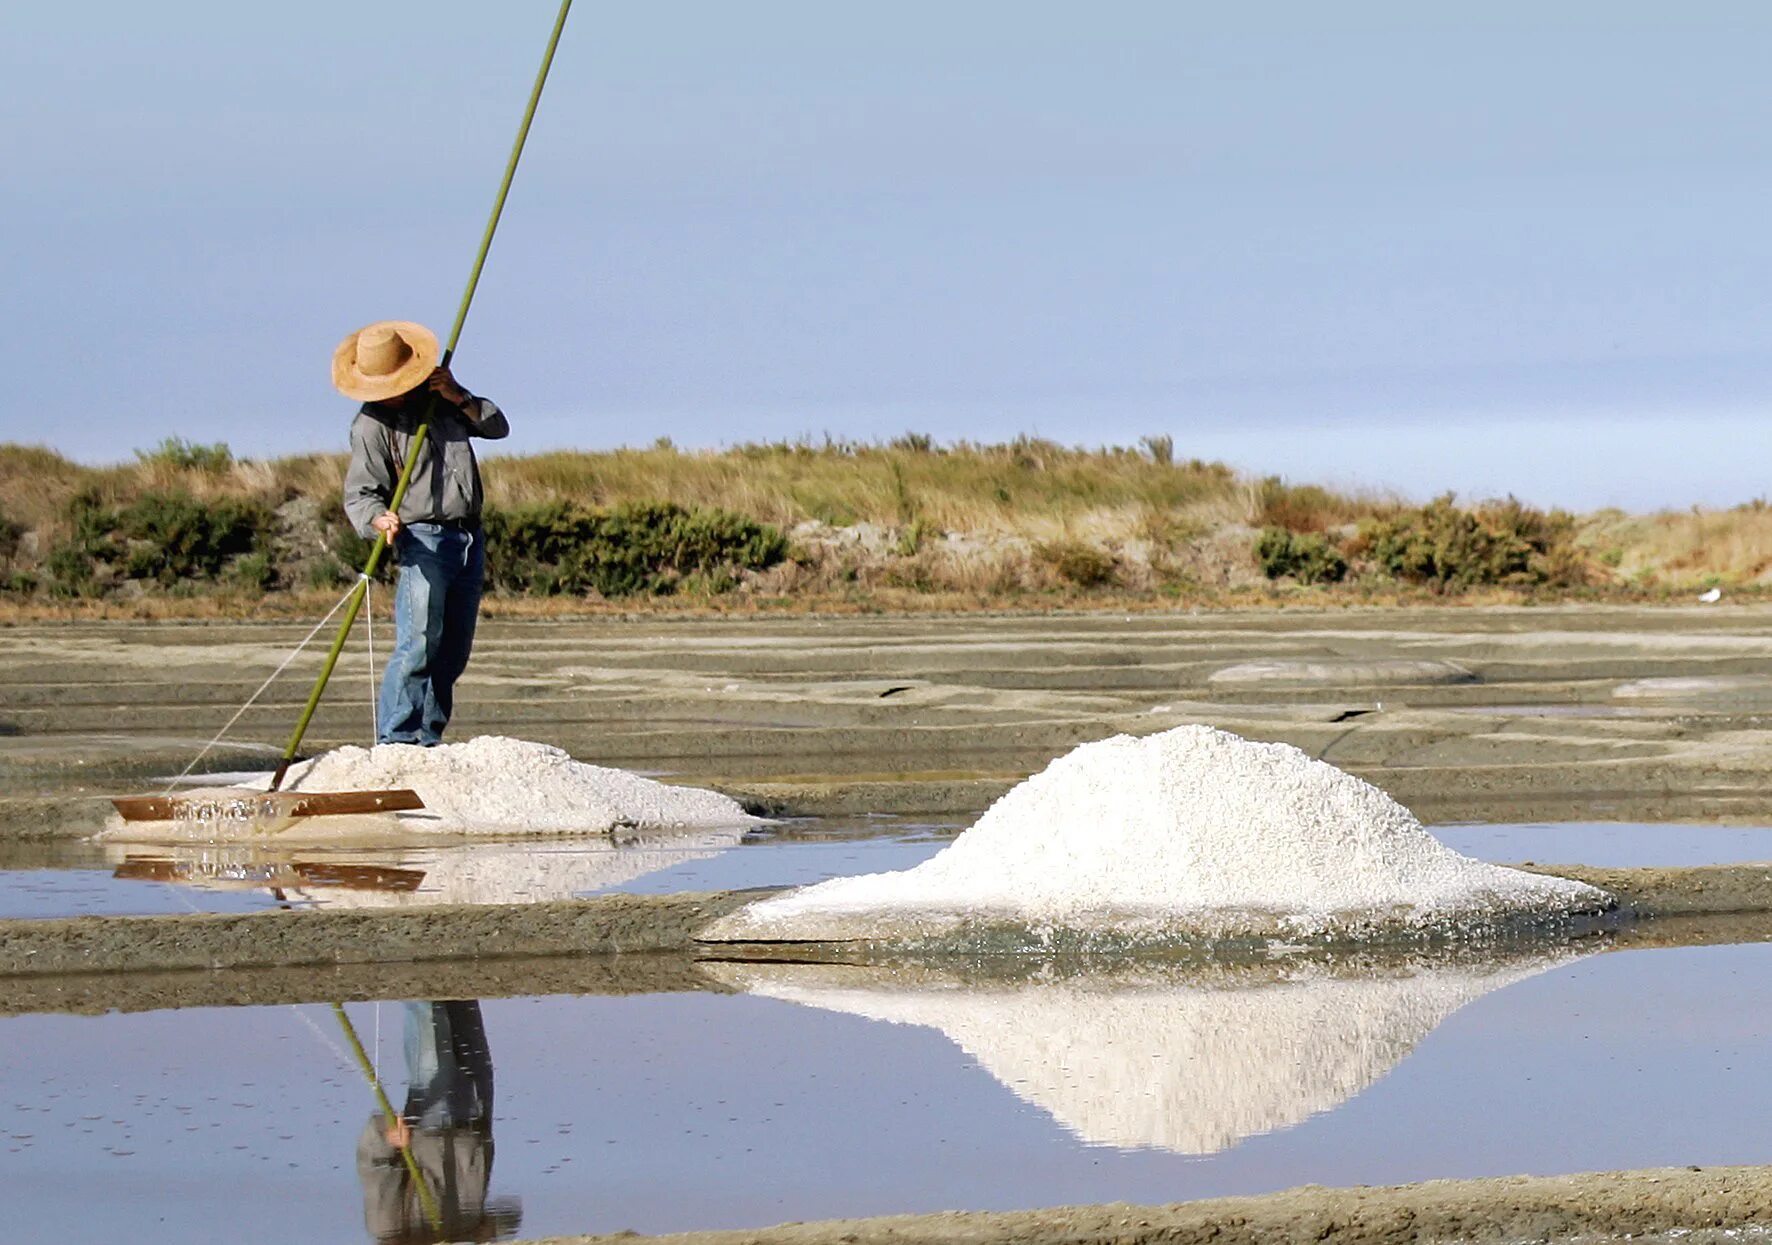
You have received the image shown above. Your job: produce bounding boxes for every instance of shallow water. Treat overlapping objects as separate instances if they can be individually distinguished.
[0,817,958,919]
[5,940,1772,1242]
[3,819,1771,920]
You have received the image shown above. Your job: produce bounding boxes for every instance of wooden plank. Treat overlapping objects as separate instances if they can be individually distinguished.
[282,789,425,817]
[109,788,424,822]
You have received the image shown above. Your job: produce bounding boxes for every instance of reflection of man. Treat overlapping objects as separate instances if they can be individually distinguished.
[357,1000,519,1244]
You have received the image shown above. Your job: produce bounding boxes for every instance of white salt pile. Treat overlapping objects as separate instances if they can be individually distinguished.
[703,724,1608,943]
[714,950,1586,1154]
[103,735,759,840]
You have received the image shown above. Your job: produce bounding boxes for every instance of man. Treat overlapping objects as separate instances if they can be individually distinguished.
[336,321,509,746]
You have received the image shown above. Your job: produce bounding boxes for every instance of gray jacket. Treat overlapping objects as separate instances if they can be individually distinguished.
[343,393,510,538]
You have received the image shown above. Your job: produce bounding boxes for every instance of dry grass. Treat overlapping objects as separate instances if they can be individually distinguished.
[10,437,1772,610]
[484,438,1245,536]
[1248,475,1404,532]
[1580,503,1772,588]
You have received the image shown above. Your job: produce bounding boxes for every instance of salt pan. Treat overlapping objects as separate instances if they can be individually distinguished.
[704,724,1609,943]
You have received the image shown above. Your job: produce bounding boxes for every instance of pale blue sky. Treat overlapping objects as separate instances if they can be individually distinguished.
[4,2,1772,509]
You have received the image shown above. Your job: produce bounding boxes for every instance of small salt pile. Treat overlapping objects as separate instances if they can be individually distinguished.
[104,736,759,840]
[704,724,1608,943]
[277,735,758,834]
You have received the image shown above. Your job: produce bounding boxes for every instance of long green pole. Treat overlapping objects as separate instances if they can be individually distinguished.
[269,0,575,790]
[331,1003,445,1234]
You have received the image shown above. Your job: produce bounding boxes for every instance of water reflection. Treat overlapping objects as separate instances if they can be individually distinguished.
[713,946,1593,1155]
[103,827,745,909]
[357,1001,520,1244]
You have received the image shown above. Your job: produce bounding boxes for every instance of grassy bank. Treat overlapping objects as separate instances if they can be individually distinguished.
[0,436,1764,618]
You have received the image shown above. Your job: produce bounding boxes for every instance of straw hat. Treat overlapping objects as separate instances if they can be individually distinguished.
[331,321,439,402]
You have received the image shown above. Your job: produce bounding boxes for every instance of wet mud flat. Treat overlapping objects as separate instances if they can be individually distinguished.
[6,862,1772,979]
[533,1165,1772,1245]
[13,605,1772,830]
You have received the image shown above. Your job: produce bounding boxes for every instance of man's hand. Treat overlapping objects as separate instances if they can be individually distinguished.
[384,1117,413,1149]
[371,511,402,544]
[426,365,475,415]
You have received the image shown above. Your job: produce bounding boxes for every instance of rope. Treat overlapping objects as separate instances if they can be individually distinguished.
[161,583,360,793]
[293,1002,358,1074]
[364,574,377,740]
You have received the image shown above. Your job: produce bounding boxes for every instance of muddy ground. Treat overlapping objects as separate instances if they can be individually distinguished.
[533,1164,1772,1244]
[3,863,1770,979]
[10,604,1772,830]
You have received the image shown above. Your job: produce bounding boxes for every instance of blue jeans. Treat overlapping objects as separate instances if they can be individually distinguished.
[401,1000,493,1128]
[378,523,485,746]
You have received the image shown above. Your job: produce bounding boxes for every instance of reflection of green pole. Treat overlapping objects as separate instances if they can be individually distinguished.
[331,1002,445,1235]
[267,0,574,790]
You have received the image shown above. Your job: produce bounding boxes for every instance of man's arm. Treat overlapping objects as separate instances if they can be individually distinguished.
[464,397,509,440]
[426,366,509,441]
[343,412,396,539]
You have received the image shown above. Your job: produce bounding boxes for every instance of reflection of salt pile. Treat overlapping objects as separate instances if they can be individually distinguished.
[106,829,745,909]
[705,725,1607,943]
[289,832,744,908]
[716,949,1586,1153]
[102,735,758,840]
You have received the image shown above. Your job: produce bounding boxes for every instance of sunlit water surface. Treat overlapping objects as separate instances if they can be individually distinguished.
[4,941,1772,1243]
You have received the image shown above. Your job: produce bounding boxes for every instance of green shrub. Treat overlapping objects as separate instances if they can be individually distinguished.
[1358,495,1586,590]
[1038,540,1118,588]
[135,437,235,473]
[1255,526,1348,584]
[306,556,354,589]
[114,492,269,584]
[894,519,932,557]
[320,515,386,583]
[47,550,97,596]
[225,550,276,591]
[47,489,270,590]
[484,499,788,597]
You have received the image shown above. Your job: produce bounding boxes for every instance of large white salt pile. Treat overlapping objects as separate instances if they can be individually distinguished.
[703,724,1608,943]
[715,950,1585,1153]
[102,735,759,840]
